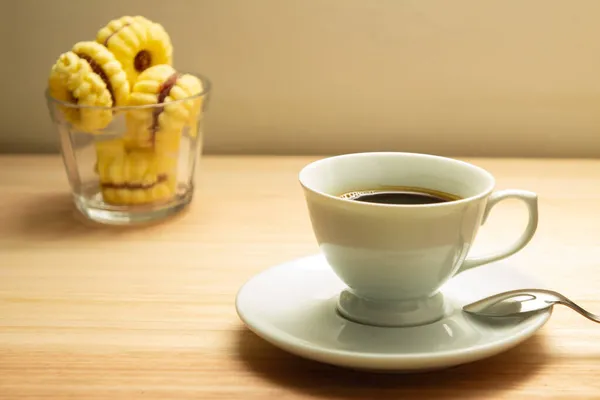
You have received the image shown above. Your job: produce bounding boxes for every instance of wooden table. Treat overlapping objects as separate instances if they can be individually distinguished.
[1,155,600,399]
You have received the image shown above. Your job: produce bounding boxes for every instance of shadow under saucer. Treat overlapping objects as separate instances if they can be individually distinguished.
[235,326,550,399]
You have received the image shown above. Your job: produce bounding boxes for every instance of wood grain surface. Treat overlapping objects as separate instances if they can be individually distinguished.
[1,155,600,399]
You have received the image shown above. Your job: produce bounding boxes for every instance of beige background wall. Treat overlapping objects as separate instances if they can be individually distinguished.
[3,0,600,156]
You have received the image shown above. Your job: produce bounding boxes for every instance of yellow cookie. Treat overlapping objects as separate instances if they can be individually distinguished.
[125,118,183,155]
[95,139,177,205]
[72,41,130,106]
[48,51,113,131]
[96,16,173,86]
[126,65,204,149]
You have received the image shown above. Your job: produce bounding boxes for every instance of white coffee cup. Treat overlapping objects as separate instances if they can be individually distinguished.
[299,152,538,327]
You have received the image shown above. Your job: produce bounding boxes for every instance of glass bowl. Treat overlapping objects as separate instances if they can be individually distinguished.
[45,73,211,225]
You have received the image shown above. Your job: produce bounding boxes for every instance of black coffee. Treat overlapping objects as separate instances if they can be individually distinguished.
[339,187,460,205]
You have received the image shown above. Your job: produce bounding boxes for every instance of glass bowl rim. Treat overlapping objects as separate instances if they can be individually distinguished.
[45,71,211,111]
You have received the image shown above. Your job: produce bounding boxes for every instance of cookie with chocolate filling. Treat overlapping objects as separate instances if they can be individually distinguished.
[72,41,130,107]
[95,139,177,205]
[48,51,113,131]
[126,64,204,150]
[96,16,173,86]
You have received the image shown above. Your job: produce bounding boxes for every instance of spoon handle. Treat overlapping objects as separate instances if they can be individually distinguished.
[551,294,600,323]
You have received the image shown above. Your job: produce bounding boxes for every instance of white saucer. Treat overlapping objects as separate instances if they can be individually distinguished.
[235,254,552,372]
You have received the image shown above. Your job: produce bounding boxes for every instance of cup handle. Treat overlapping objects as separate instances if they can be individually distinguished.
[456,189,538,274]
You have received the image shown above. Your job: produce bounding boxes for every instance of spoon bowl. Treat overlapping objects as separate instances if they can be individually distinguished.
[463,289,600,323]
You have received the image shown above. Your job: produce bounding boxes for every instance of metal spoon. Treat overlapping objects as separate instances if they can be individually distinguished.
[463,288,600,323]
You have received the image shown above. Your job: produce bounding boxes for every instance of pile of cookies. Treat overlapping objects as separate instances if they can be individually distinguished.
[48,16,205,205]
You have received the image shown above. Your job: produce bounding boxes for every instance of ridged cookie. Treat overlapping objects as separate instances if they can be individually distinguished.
[95,139,177,205]
[48,51,113,131]
[125,118,183,154]
[126,64,204,149]
[96,16,173,86]
[72,41,130,106]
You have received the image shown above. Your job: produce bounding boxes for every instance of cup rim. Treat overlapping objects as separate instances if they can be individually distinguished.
[45,71,211,111]
[298,152,496,208]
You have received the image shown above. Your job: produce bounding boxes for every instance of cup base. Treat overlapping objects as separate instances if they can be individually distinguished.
[73,185,193,226]
[336,289,447,327]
